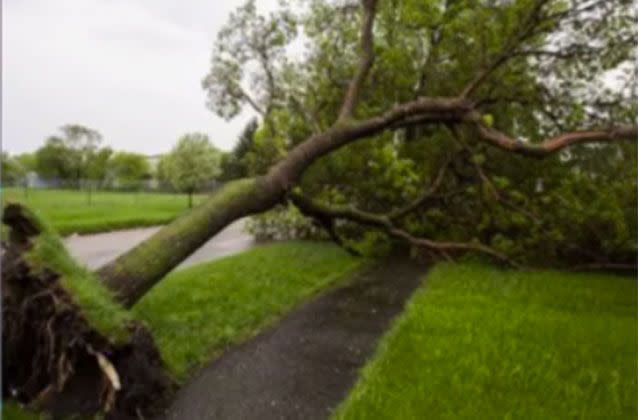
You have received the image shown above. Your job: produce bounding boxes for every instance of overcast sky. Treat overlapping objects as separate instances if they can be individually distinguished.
[2,0,278,155]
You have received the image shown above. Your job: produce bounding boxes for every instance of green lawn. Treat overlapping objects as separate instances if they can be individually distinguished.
[2,187,204,235]
[1,401,42,420]
[134,241,364,380]
[334,263,638,419]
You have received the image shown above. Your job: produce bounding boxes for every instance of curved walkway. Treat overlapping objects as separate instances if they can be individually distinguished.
[160,258,425,420]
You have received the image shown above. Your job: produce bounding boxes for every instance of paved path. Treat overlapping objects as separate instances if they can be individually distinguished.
[160,258,425,420]
[64,219,254,271]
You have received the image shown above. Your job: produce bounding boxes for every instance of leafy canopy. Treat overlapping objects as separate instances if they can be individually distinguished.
[162,133,223,195]
[34,124,112,183]
[203,0,637,266]
[108,152,151,183]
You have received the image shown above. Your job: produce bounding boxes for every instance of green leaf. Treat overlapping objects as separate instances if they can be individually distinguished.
[472,154,486,166]
[481,114,494,128]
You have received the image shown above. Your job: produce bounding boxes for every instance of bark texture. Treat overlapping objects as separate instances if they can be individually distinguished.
[98,178,282,307]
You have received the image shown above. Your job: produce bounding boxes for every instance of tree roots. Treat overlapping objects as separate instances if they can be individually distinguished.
[2,204,174,419]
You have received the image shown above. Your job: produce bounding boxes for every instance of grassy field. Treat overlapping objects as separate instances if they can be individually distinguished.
[334,264,638,419]
[2,187,204,235]
[134,241,364,380]
[2,401,41,420]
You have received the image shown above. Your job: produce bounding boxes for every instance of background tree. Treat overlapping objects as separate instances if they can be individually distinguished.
[155,154,169,185]
[86,148,113,185]
[59,124,104,187]
[219,118,258,181]
[35,136,74,180]
[108,152,150,187]
[34,124,110,188]
[14,153,36,174]
[1,152,26,185]
[162,133,222,208]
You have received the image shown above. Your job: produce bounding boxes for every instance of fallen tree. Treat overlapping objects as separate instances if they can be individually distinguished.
[3,1,637,416]
[98,0,637,307]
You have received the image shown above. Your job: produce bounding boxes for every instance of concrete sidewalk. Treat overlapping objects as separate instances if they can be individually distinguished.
[161,258,425,420]
[64,219,254,271]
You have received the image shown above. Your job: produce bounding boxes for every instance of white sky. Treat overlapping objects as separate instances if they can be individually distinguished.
[2,0,278,155]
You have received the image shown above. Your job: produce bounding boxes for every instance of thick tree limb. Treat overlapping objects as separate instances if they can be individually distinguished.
[269,93,634,191]
[465,113,638,158]
[337,0,378,122]
[99,179,280,307]
[266,96,470,190]
[289,191,515,266]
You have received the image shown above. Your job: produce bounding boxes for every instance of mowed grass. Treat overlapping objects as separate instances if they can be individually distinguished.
[134,241,364,380]
[2,401,41,420]
[334,264,638,419]
[2,188,204,235]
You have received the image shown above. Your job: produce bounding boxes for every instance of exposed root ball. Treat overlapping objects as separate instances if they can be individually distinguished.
[2,204,174,419]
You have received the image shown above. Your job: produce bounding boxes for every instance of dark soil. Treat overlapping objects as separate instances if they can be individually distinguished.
[160,258,425,420]
[1,203,174,420]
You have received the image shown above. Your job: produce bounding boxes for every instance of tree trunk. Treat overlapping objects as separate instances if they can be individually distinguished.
[98,178,283,307]
[98,110,638,307]
[96,124,366,307]
[187,191,193,209]
[95,99,637,308]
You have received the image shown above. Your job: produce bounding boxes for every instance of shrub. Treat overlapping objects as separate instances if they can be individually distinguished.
[245,204,325,241]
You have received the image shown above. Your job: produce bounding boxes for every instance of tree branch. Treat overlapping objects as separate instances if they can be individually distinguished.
[289,191,515,266]
[460,53,512,99]
[465,112,638,158]
[267,92,635,192]
[389,155,454,222]
[289,95,323,134]
[239,87,265,116]
[460,0,550,98]
[297,207,361,256]
[448,126,542,224]
[337,0,378,122]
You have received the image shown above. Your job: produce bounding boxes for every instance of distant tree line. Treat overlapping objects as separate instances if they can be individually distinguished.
[2,124,152,189]
[0,123,273,207]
